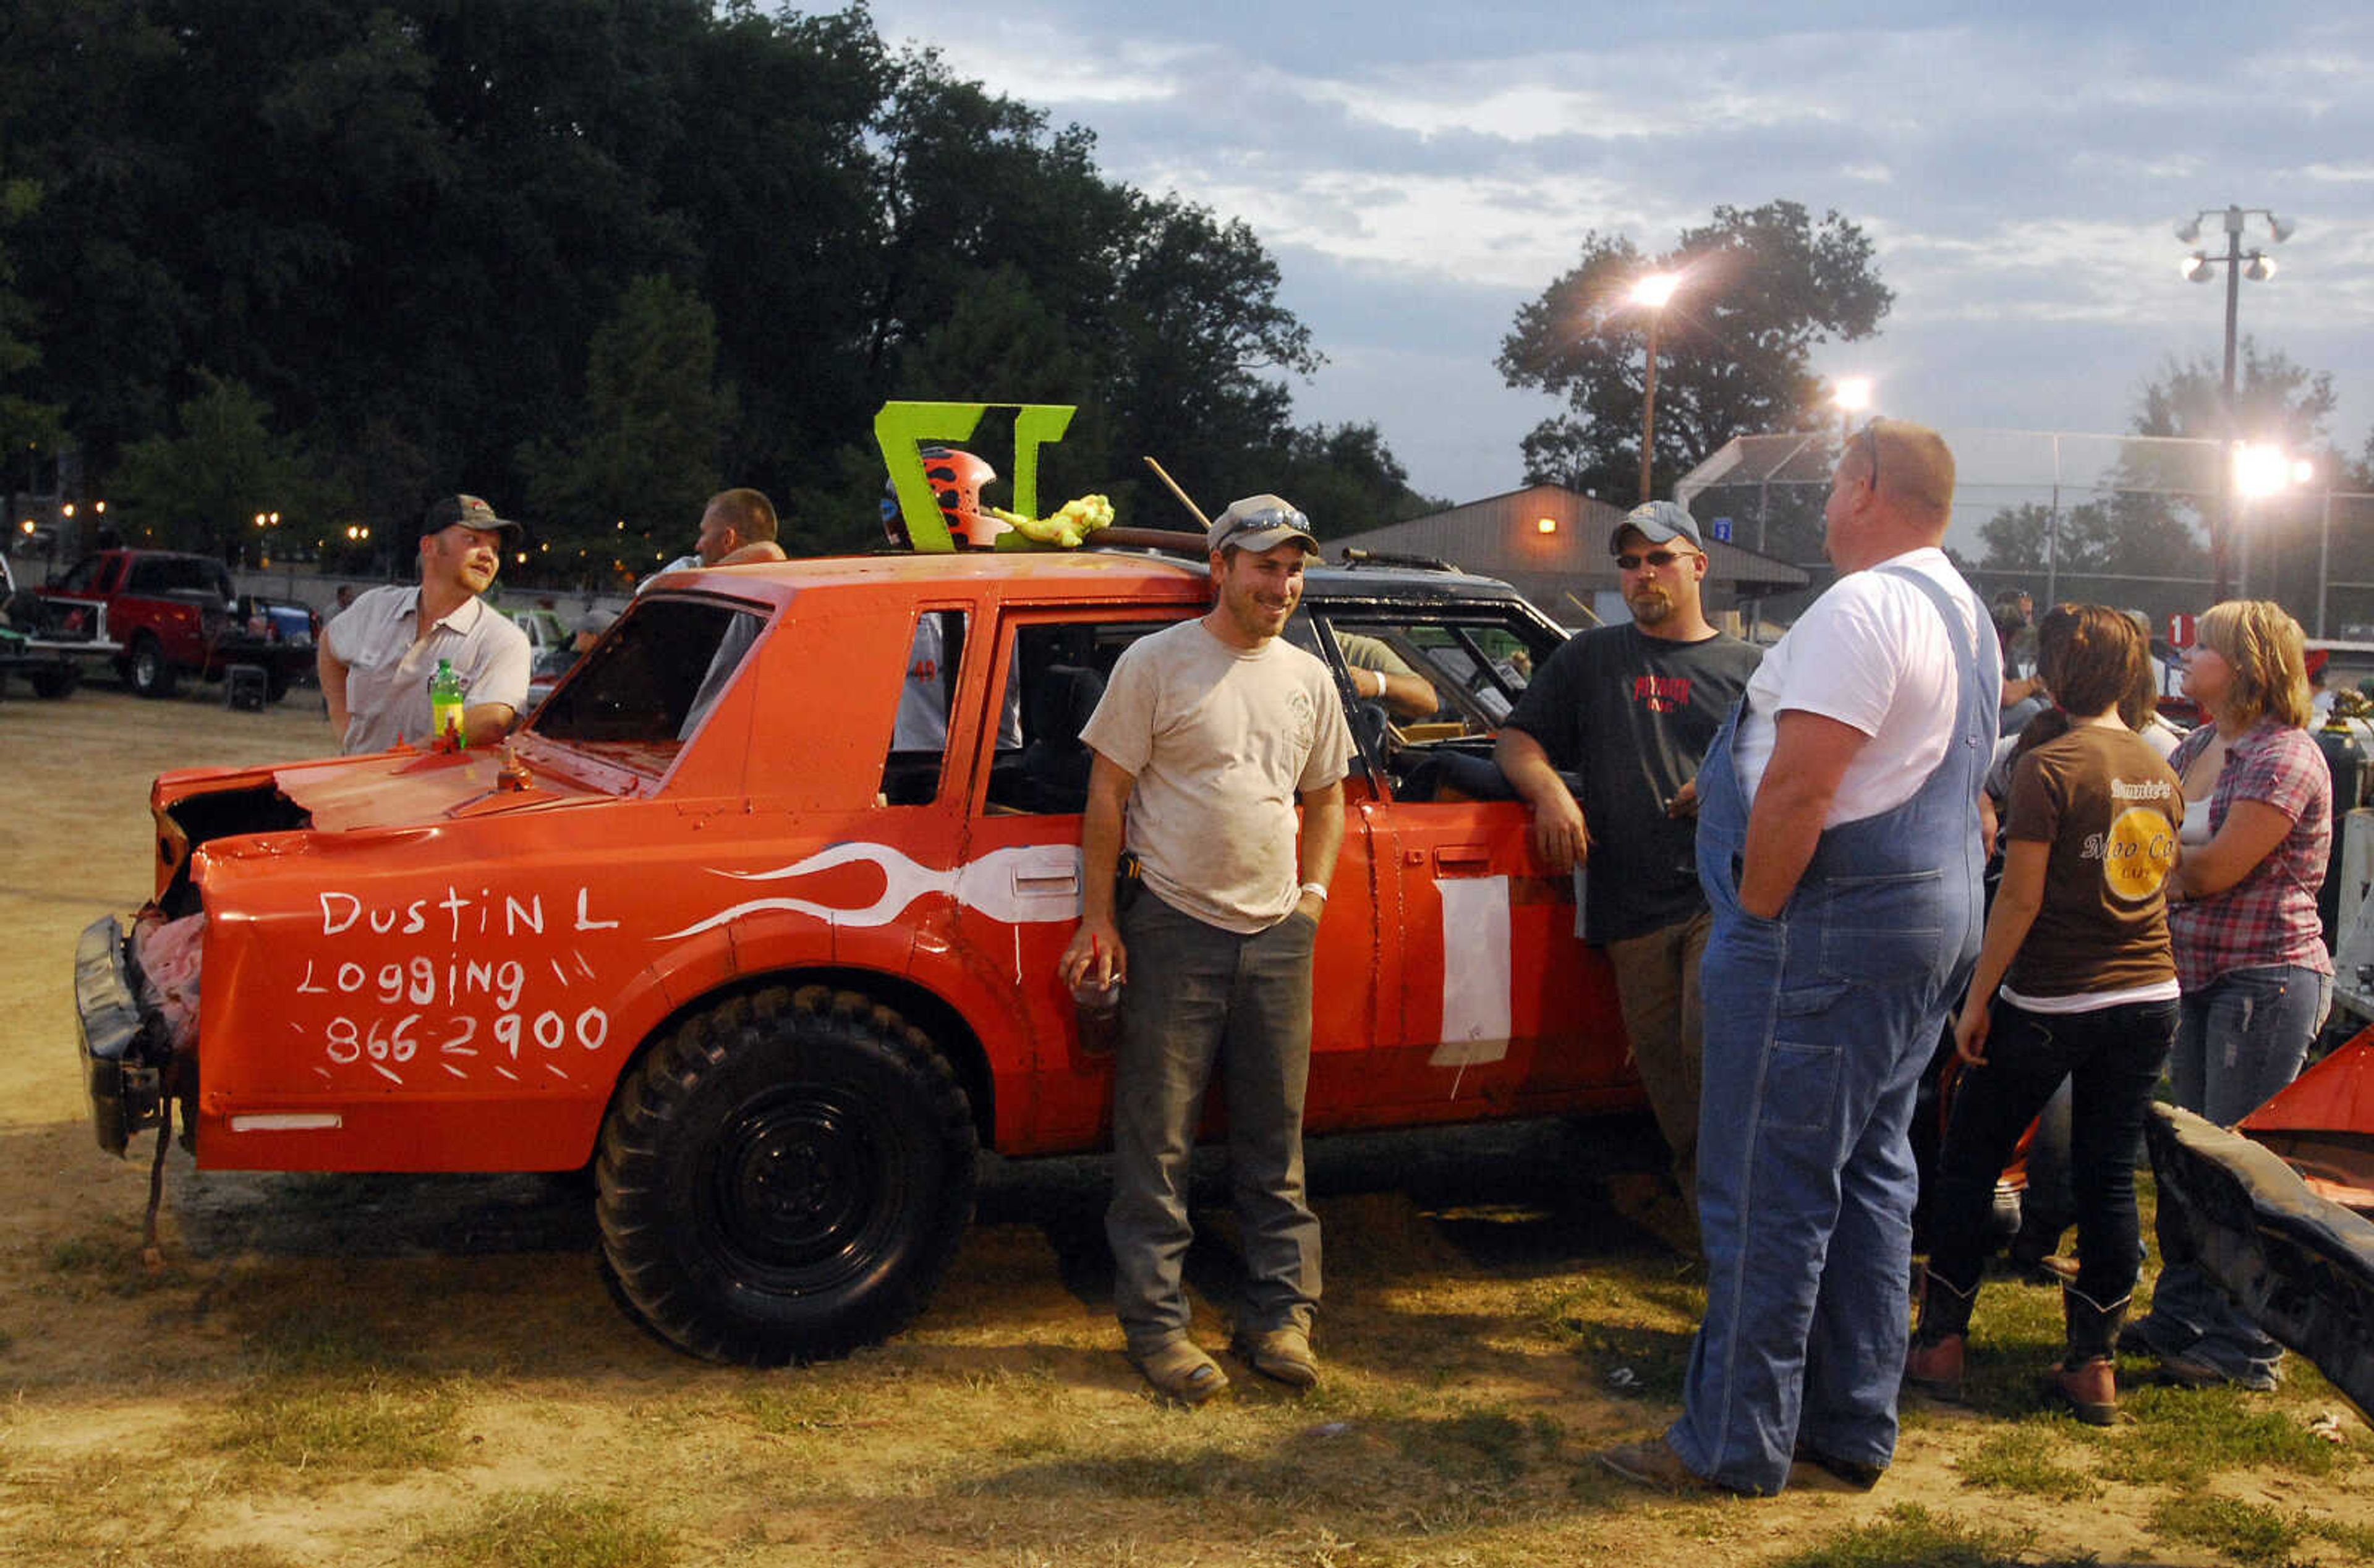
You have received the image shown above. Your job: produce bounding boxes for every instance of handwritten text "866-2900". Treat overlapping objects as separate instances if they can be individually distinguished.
[323,1007,611,1085]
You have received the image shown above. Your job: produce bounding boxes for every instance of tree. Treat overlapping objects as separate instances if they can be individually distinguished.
[2130,339,2336,452]
[1276,423,1444,540]
[2,2,1397,567]
[111,373,310,558]
[0,173,61,464]
[1100,196,1320,510]
[518,276,734,577]
[1498,201,1891,502]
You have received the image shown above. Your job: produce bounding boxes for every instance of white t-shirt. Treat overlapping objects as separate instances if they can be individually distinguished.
[1732,547,1986,826]
[1080,619,1351,933]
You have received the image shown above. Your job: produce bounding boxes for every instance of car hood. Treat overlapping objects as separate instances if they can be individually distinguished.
[263,742,612,831]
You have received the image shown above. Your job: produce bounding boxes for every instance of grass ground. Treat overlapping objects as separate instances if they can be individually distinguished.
[2,1124,2367,1568]
[2,689,2367,1566]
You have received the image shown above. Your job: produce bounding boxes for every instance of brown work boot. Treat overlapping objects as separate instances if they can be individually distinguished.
[1126,1338,1231,1407]
[1902,1268,1976,1402]
[1231,1324,1319,1389]
[2050,1355,2119,1426]
[1902,1333,1967,1403]
[1594,1438,1737,1496]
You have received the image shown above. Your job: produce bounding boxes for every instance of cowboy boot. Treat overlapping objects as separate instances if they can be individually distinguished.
[2051,1286,2126,1426]
[1902,1270,1977,1402]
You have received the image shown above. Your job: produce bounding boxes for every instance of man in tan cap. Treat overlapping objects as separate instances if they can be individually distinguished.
[1060,494,1350,1405]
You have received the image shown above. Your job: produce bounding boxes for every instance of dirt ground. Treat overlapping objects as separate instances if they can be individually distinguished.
[2,685,2369,1567]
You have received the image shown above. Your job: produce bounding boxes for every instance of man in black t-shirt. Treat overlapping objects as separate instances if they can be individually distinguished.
[1495,501,1761,1221]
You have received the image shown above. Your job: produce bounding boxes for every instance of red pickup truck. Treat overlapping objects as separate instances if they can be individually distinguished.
[36,549,319,699]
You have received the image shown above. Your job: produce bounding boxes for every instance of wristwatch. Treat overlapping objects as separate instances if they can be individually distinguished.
[1299,881,1329,902]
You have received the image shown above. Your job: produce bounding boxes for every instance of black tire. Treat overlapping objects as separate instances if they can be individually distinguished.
[265,666,292,704]
[595,985,977,1365]
[127,635,177,698]
[30,664,79,699]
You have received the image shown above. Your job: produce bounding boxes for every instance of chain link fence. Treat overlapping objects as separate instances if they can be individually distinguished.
[1679,428,2372,638]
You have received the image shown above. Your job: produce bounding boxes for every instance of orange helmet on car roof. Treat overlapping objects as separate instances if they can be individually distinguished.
[881,447,1006,549]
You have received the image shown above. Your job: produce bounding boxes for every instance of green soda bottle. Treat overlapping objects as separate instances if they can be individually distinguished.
[428,658,467,749]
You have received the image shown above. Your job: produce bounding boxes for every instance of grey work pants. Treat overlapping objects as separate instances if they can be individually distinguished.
[1107,891,1321,1355]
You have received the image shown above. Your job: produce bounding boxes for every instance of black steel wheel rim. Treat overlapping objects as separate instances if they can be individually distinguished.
[696,1085,909,1294]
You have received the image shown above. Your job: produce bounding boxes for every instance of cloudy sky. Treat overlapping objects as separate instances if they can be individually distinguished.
[862,1,2373,512]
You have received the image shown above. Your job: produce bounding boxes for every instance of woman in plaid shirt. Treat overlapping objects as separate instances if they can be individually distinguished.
[2123,600,2332,1391]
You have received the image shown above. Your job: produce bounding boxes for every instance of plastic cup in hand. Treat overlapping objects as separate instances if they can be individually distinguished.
[1072,975,1123,1056]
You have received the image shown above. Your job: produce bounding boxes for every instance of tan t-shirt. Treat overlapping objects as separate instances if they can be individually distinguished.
[1080,619,1351,933]
[2001,724,2182,999]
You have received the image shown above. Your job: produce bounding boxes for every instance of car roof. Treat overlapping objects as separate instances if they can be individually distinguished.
[647,545,1533,612]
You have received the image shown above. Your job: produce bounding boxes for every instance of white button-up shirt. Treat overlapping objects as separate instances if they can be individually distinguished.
[325,585,531,753]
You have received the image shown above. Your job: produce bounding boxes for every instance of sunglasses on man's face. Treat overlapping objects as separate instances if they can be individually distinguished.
[1614,548,1700,571]
[1858,420,1883,493]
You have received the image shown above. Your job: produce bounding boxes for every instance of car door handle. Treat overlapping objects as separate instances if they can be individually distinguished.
[1434,844,1491,872]
[1015,870,1080,896]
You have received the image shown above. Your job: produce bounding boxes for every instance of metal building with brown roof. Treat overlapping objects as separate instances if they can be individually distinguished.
[1327,484,1808,628]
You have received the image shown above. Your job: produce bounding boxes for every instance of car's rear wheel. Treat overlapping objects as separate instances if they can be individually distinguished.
[127,635,177,698]
[29,664,77,699]
[595,985,977,1365]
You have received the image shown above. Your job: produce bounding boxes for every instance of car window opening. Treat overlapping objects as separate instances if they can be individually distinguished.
[531,596,764,768]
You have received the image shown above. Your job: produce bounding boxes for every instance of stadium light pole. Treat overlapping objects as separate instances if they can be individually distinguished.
[1632,271,1682,504]
[2177,205,2294,602]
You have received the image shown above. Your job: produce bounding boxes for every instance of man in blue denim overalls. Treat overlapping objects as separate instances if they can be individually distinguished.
[1598,420,1998,1496]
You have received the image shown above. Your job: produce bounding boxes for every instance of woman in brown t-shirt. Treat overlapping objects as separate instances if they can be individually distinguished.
[1904,606,2182,1425]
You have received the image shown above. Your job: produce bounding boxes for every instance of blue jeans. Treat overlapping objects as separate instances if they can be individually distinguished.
[2136,964,2329,1384]
[1106,892,1321,1355]
[1924,998,2177,1341]
[2169,964,2328,1125]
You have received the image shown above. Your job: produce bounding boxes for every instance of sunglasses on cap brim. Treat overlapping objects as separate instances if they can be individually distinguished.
[1213,504,1314,549]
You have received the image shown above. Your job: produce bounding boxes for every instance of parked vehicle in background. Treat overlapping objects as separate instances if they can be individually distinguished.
[507,604,585,718]
[34,549,318,700]
[1,552,101,698]
[505,605,574,669]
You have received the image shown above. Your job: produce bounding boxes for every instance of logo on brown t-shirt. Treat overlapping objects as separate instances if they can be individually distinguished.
[2083,797,2179,902]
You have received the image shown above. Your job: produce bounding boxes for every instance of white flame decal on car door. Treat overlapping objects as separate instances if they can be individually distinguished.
[654,842,1083,940]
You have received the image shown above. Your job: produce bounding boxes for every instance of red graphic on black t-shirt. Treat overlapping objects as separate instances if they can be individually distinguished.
[1632,674,1693,714]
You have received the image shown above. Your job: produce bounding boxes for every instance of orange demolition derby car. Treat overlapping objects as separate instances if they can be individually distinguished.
[76,536,1645,1363]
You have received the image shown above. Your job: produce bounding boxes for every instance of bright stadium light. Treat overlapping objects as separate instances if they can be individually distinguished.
[2234,443,2294,500]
